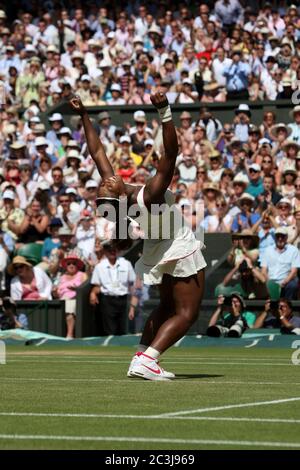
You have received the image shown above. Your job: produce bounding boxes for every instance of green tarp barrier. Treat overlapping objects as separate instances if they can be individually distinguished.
[0,328,299,348]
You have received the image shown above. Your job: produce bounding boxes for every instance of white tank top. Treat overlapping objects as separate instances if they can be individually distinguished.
[136,186,203,266]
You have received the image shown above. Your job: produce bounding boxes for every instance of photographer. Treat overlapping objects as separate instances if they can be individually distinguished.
[207,293,256,338]
[254,299,300,334]
[0,297,28,330]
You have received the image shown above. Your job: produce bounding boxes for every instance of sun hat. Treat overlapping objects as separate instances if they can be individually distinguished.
[61,252,85,270]
[7,256,32,276]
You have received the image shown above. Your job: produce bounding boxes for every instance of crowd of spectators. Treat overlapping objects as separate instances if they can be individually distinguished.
[1,1,300,336]
[2,2,300,106]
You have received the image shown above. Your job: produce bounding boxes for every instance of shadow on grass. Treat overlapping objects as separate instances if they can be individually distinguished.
[174,374,223,380]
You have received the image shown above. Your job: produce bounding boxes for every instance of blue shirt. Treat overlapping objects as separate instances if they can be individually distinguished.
[261,244,300,283]
[41,238,61,259]
[231,212,260,232]
[258,228,276,259]
[214,0,243,25]
[223,61,251,91]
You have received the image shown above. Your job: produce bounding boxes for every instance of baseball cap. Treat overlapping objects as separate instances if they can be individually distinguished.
[145,138,154,147]
[133,110,146,122]
[58,127,72,135]
[111,83,121,92]
[66,187,77,195]
[49,113,63,122]
[98,111,110,121]
[120,135,131,144]
[249,163,261,172]
[2,190,15,200]
[35,136,48,147]
[81,74,91,82]
[85,179,98,189]
[275,227,288,236]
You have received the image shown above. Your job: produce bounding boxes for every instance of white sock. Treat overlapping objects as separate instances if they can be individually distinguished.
[136,344,147,353]
[144,346,160,360]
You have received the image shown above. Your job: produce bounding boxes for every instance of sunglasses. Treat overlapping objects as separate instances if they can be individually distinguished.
[66,261,77,266]
[262,160,272,163]
[295,185,300,188]
[15,265,26,270]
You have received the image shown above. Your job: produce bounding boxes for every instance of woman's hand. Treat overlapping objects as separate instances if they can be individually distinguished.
[150,91,169,109]
[69,95,86,116]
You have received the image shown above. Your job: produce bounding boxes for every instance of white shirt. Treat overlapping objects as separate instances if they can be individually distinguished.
[212,57,232,86]
[91,256,136,296]
[75,225,96,258]
[10,266,53,300]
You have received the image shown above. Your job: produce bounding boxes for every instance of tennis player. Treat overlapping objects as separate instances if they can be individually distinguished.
[69,92,206,381]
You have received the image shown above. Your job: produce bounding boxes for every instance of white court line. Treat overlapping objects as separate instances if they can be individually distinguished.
[7,354,290,360]
[0,434,299,447]
[1,412,300,425]
[7,359,294,366]
[3,377,300,386]
[157,397,300,418]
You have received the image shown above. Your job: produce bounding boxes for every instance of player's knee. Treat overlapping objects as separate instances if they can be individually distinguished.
[177,307,198,326]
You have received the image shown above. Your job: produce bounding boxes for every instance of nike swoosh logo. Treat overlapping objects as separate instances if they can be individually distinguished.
[142,364,161,375]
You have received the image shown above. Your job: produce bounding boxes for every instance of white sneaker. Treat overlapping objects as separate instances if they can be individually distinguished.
[129,352,175,381]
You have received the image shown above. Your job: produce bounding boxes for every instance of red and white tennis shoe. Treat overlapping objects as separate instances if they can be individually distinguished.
[127,352,175,381]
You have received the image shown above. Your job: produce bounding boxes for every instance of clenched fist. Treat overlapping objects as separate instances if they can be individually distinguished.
[150,91,169,109]
[69,95,86,116]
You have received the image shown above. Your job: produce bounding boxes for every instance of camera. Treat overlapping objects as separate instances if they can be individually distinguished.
[222,296,232,307]
[270,300,279,311]
[207,325,228,337]
[239,260,249,273]
[228,319,245,338]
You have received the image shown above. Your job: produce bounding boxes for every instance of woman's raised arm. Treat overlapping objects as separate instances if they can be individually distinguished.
[69,95,114,180]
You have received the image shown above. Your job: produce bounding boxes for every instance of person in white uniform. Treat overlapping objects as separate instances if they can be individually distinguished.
[69,92,206,381]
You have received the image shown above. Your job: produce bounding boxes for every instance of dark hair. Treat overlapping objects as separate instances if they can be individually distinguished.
[279,298,293,310]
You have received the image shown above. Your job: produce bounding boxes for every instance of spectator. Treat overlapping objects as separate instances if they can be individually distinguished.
[17,198,49,246]
[231,193,260,233]
[89,241,136,336]
[53,252,88,339]
[41,217,62,271]
[260,227,300,300]
[8,256,52,301]
[0,296,28,330]
[207,293,255,338]
[254,299,300,334]
[223,50,250,100]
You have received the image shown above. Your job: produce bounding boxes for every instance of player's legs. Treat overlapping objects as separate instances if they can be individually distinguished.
[140,275,175,347]
[149,269,205,353]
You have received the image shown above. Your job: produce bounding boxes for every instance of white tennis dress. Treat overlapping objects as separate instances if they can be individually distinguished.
[134,186,206,285]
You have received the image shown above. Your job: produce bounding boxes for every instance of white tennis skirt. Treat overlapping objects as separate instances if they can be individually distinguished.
[135,248,207,285]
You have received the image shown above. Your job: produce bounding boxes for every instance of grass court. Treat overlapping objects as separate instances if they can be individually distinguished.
[0,344,300,450]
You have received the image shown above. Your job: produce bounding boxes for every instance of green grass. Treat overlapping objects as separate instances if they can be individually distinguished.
[0,345,300,449]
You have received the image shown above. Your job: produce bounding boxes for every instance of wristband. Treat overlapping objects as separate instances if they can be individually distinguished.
[157,105,172,123]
